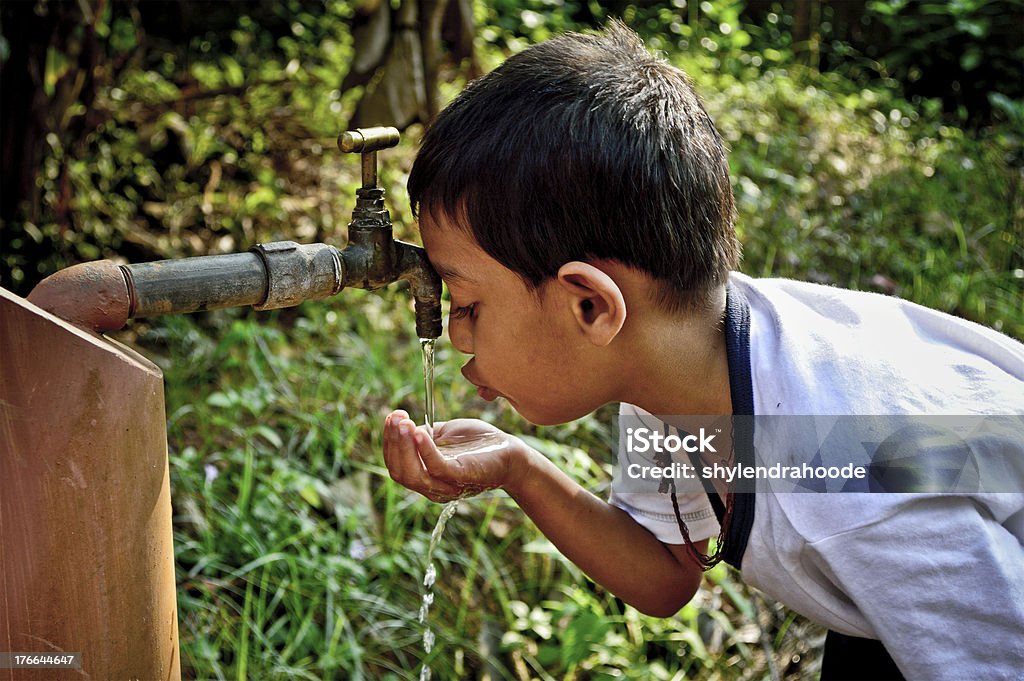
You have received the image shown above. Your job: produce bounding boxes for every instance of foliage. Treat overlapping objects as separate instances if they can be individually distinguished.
[862,0,1024,122]
[150,291,824,680]
[693,64,1023,337]
[477,1,1024,125]
[0,0,362,289]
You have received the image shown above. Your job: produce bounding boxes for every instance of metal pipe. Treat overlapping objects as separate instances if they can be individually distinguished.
[26,259,132,333]
[123,252,268,317]
[123,241,344,315]
[250,241,343,310]
[28,127,443,339]
[362,151,377,188]
[29,241,345,332]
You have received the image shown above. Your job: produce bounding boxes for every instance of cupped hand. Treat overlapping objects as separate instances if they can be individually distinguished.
[383,410,526,502]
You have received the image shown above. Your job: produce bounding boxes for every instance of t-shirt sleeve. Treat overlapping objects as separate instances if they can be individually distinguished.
[607,488,720,545]
[607,403,720,544]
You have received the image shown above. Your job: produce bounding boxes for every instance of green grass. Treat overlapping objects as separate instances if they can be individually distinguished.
[72,21,1021,681]
[144,289,826,680]
[5,3,1019,677]
[113,56,1023,680]
[688,62,1023,339]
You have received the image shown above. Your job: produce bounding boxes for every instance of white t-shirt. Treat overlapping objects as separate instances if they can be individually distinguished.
[608,273,1024,680]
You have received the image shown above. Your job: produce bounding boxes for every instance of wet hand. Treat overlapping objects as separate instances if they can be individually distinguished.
[383,410,524,502]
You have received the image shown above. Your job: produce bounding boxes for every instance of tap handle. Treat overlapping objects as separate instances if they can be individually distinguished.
[339,127,400,189]
[337,127,400,153]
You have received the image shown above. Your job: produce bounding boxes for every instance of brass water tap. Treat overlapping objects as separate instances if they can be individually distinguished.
[337,127,442,339]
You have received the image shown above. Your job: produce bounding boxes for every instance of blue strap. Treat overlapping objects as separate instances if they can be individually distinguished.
[721,281,756,569]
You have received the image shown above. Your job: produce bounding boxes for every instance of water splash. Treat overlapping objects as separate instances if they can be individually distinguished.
[419,500,458,679]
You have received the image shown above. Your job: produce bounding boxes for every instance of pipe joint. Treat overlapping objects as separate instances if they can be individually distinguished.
[342,188,396,290]
[26,260,132,333]
[251,241,343,310]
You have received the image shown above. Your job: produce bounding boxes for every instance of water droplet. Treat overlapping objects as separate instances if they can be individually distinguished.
[419,592,434,623]
[423,628,435,654]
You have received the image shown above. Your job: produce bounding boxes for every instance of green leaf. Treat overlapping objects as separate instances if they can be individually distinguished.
[298,481,321,508]
[221,56,245,87]
[207,391,234,408]
[561,610,610,668]
[110,17,137,53]
[731,29,752,49]
[44,47,70,97]
[988,92,1024,125]
[244,186,277,212]
[956,19,988,38]
[960,46,982,71]
[867,0,906,17]
[253,424,283,449]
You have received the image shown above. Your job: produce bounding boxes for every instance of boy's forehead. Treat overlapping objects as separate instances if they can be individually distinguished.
[419,212,490,284]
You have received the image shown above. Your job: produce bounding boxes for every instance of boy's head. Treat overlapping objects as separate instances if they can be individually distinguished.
[409,20,740,312]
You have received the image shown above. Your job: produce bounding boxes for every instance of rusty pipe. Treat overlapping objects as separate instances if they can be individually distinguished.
[27,127,443,338]
[28,235,441,338]
[28,242,344,333]
[26,259,133,333]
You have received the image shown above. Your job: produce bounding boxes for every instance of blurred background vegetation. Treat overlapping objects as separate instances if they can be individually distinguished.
[1,1,1022,679]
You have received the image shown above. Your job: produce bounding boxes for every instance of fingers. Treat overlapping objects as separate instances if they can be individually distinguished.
[382,410,412,481]
[383,411,462,501]
[383,411,421,484]
[415,427,453,478]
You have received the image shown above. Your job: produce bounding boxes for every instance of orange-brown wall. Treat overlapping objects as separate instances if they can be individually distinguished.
[0,288,180,681]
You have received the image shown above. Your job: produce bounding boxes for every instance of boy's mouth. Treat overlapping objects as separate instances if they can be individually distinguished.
[475,385,499,401]
[462,363,499,401]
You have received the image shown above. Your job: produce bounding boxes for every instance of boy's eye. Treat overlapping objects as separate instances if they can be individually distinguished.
[451,303,476,320]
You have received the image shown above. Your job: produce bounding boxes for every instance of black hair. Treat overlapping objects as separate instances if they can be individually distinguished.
[408,20,740,310]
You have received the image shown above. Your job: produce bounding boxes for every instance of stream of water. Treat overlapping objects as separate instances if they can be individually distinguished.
[418,499,458,680]
[420,338,436,437]
[416,339,508,680]
[418,338,453,681]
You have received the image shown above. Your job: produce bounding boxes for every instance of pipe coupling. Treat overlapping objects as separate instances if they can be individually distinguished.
[251,241,344,310]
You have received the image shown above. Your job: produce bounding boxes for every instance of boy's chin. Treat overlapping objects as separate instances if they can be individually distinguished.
[516,403,595,427]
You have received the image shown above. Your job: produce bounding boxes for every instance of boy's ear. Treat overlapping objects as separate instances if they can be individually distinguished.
[556,262,627,346]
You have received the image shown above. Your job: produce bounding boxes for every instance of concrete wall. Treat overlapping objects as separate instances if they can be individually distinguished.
[0,287,180,680]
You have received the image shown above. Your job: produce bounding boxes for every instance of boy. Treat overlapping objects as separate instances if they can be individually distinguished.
[382,21,1024,680]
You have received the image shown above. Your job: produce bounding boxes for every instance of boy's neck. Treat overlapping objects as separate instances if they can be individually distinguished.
[614,289,732,416]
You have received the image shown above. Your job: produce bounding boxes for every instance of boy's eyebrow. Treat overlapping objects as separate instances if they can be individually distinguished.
[433,262,474,284]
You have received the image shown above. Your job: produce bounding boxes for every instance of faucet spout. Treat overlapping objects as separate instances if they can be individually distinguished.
[396,241,443,340]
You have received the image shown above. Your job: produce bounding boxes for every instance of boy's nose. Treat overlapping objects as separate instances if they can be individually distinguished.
[448,317,473,355]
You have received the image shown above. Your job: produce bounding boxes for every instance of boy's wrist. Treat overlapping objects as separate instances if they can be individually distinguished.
[501,439,540,496]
